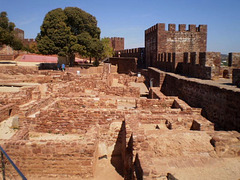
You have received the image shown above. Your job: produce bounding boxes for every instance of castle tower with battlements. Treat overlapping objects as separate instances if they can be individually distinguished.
[110,37,124,51]
[145,23,207,67]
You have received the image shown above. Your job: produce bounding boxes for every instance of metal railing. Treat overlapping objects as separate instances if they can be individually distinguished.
[0,146,27,180]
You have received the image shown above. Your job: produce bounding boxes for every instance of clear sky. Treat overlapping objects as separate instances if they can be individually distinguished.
[1,0,240,54]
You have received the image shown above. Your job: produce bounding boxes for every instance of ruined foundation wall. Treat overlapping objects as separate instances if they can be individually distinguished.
[0,86,37,105]
[0,66,38,74]
[1,139,98,179]
[0,103,18,122]
[33,109,125,134]
[148,67,240,131]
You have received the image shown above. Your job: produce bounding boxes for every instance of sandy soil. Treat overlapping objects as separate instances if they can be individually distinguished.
[28,132,83,141]
[172,157,240,180]
[0,117,18,139]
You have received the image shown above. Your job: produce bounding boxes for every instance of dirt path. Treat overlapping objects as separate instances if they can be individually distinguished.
[94,156,123,180]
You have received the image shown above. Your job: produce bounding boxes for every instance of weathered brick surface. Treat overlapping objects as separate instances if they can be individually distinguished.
[147,68,240,131]
[200,52,221,77]
[115,48,146,68]
[110,37,124,51]
[0,86,38,106]
[0,103,18,122]
[1,135,98,179]
[145,23,207,67]
[108,57,138,74]
[1,64,239,179]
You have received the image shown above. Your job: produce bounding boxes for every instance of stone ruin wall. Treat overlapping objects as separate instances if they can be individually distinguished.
[0,64,240,179]
[0,72,214,179]
[148,67,240,131]
[1,135,98,179]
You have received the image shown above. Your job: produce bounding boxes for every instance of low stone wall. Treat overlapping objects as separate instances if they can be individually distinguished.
[0,66,38,74]
[0,86,37,106]
[33,109,125,134]
[148,67,240,131]
[0,103,18,122]
[136,99,172,109]
[148,68,166,88]
[19,97,52,117]
[52,97,118,109]
[0,54,18,60]
[101,86,140,98]
[1,135,98,179]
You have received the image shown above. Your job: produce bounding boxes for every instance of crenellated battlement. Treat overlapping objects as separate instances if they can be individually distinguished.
[118,48,145,54]
[145,23,207,34]
[24,39,36,42]
[110,37,124,51]
[110,37,124,41]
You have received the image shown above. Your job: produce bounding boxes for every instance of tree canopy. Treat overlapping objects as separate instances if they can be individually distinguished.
[0,11,23,50]
[101,38,114,59]
[36,7,103,63]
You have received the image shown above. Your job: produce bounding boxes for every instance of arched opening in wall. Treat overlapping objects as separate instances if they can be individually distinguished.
[223,70,229,78]
[9,109,12,116]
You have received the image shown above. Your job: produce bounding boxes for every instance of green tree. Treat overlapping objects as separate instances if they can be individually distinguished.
[0,11,23,50]
[36,7,101,65]
[100,37,114,59]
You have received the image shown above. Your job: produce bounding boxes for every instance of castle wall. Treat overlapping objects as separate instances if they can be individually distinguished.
[115,48,145,68]
[164,24,207,53]
[14,28,24,41]
[156,52,214,79]
[148,67,240,131]
[110,37,124,51]
[199,52,221,77]
[108,57,137,74]
[145,23,207,68]
[145,24,159,67]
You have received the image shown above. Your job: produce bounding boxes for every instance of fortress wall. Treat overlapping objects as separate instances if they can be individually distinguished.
[145,23,207,67]
[110,37,124,51]
[156,51,221,79]
[148,67,240,131]
[115,48,145,68]
[108,57,137,74]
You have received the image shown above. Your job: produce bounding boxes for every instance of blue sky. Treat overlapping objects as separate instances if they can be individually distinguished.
[1,0,240,54]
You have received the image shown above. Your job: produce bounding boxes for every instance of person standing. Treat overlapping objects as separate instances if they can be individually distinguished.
[61,64,65,71]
